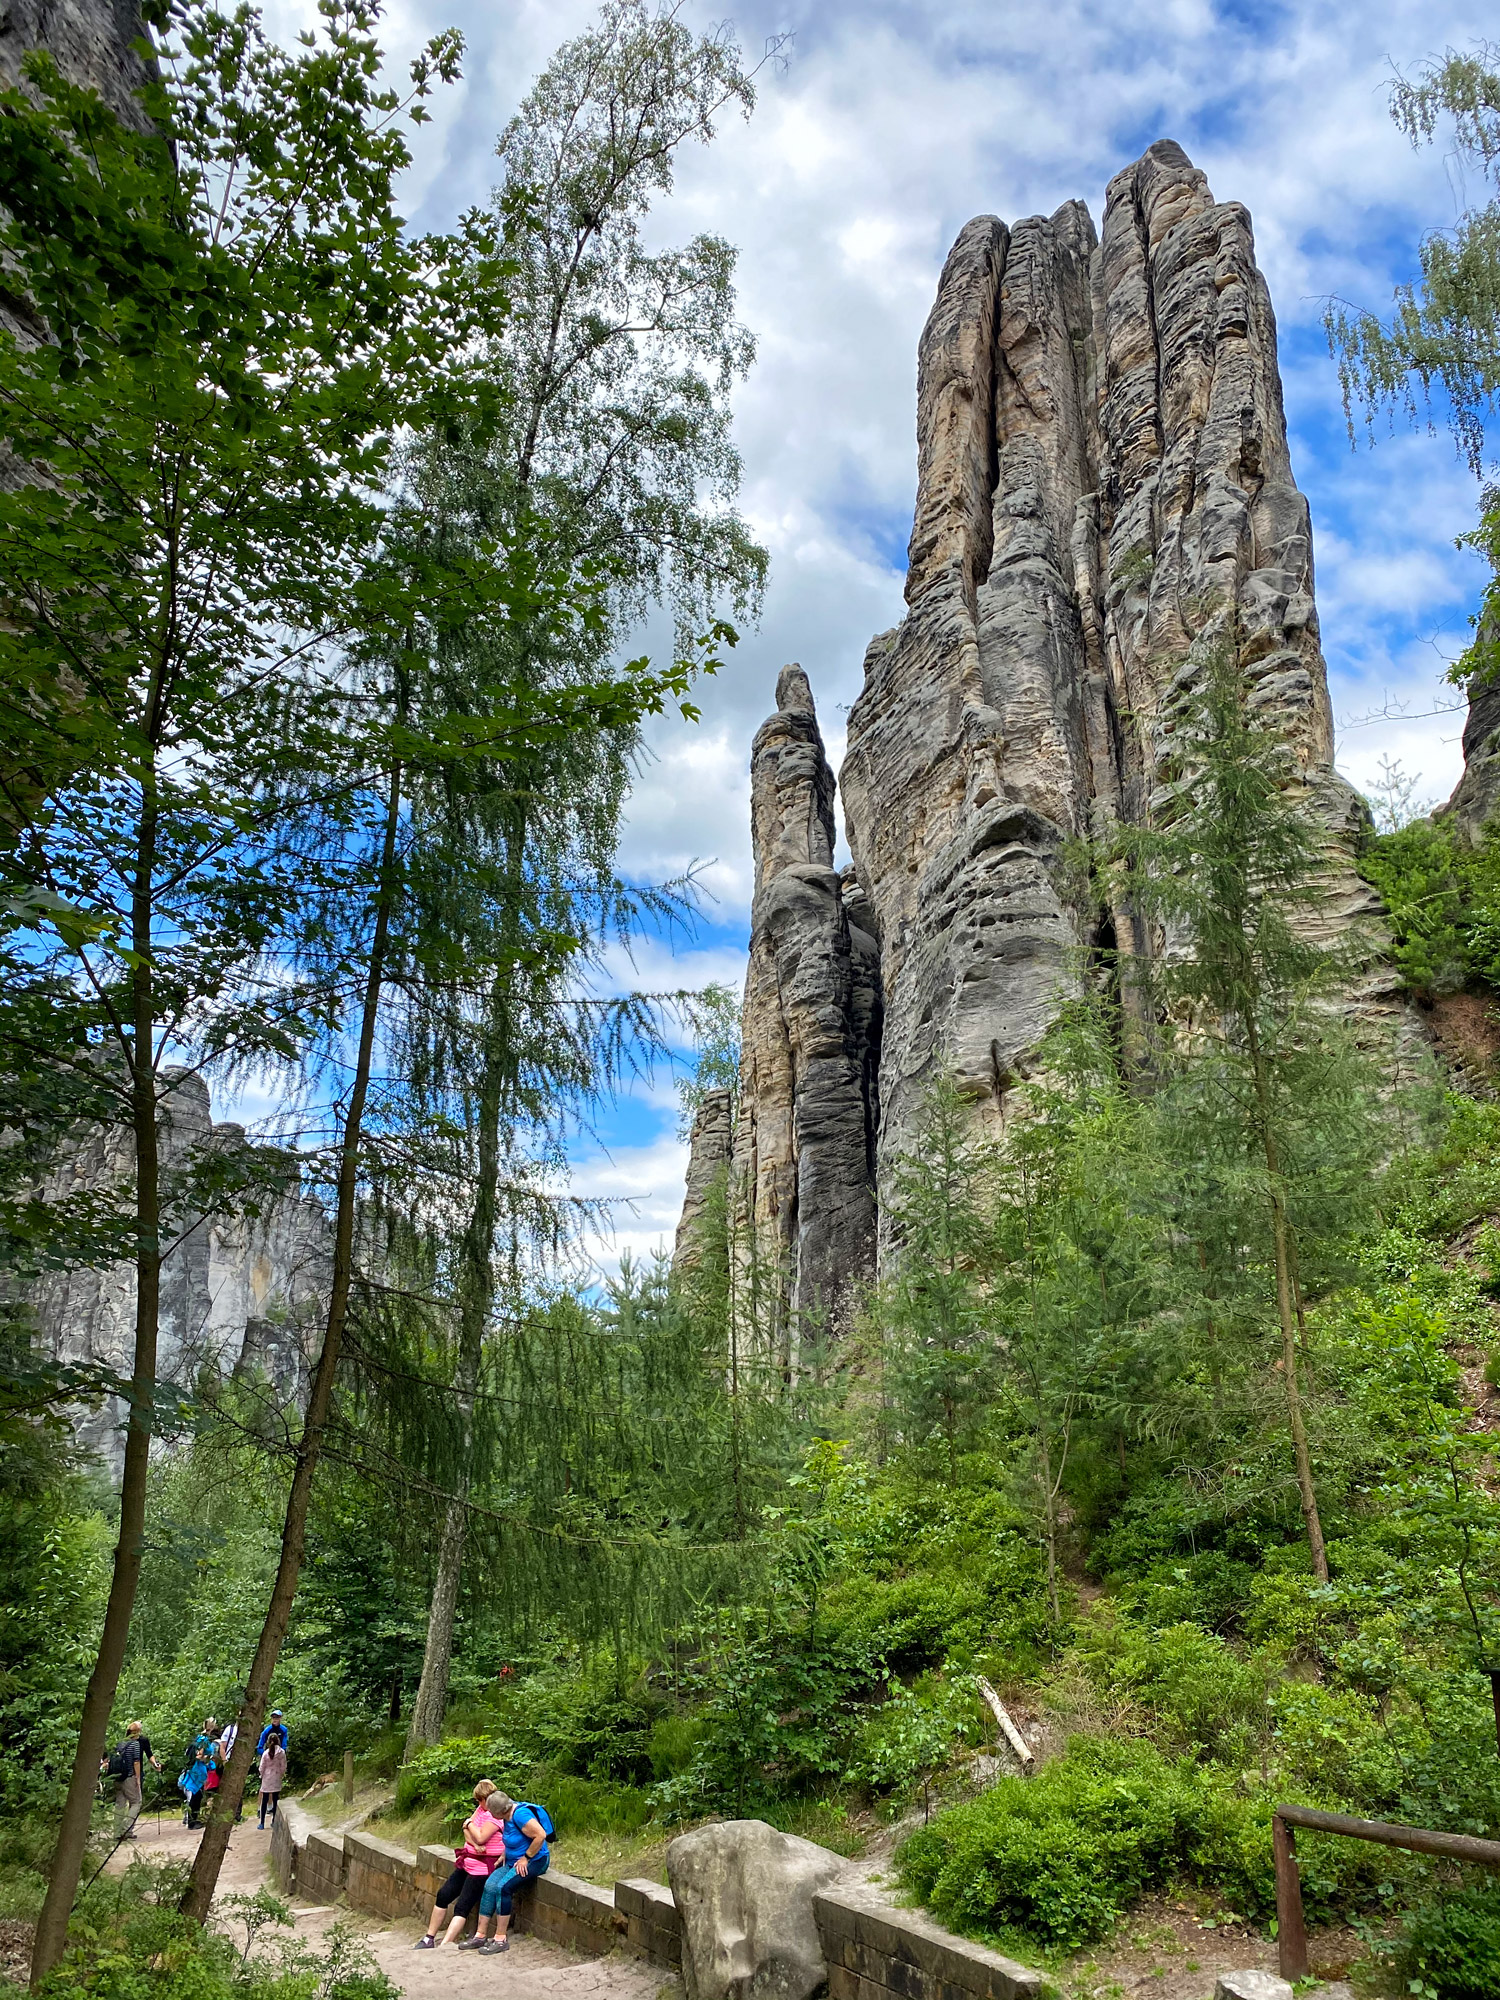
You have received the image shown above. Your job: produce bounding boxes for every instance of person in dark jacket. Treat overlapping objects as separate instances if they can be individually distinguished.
[103,1722,159,1839]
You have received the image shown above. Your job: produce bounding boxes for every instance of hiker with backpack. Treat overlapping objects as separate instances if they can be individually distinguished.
[179,1720,219,1829]
[102,1722,159,1839]
[416,1780,509,1949]
[462,1792,553,1956]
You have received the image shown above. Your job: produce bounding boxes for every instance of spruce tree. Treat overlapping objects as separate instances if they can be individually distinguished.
[396,0,769,1748]
[1107,636,1386,1584]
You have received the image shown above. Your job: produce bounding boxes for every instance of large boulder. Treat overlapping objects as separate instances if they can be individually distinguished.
[666,1818,847,2000]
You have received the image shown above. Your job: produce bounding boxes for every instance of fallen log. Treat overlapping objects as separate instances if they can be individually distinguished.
[976,1678,1034,1771]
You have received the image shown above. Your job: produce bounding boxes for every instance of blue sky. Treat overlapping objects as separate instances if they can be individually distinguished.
[259,0,1498,1266]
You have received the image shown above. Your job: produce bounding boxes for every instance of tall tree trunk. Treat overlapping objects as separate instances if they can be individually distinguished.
[31,798,161,1989]
[1248,1022,1329,1585]
[179,761,403,1924]
[1269,1188,1329,1583]
[406,1488,469,1749]
[404,838,515,1750]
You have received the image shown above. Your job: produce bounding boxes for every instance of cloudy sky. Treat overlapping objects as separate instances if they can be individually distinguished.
[270,0,1496,1266]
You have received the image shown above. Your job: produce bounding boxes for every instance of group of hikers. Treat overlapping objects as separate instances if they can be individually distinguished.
[104,1721,554,1953]
[103,1710,289,1839]
[417,1781,553,1956]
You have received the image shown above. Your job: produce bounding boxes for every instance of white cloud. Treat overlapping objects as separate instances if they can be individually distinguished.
[566,1130,692,1277]
[250,0,1499,1229]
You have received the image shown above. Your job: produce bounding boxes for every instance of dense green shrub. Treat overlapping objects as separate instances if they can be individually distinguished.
[897,1734,1406,1955]
[652,1628,881,1819]
[1068,1616,1268,1762]
[34,1865,396,2000]
[843,1674,983,1794]
[1359,820,1474,997]
[1395,1878,1500,1999]
[898,1736,1239,1952]
[646,1712,705,1781]
[526,1666,661,1785]
[392,1733,529,1819]
[391,1728,651,1839]
[0,1424,111,1819]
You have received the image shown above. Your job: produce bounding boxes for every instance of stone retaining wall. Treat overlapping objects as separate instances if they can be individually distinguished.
[614,1877,682,1969]
[345,1832,419,1922]
[268,1803,318,1896]
[269,1812,1037,1998]
[510,1870,620,1955]
[815,1884,1041,2000]
[299,1830,349,1906]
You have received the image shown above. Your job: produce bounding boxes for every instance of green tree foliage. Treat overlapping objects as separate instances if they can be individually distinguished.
[33,1860,399,2000]
[1325,44,1500,691]
[0,1371,109,1821]
[486,0,770,644]
[1327,45,1500,478]
[0,0,723,1960]
[370,0,769,1749]
[1360,816,1500,996]
[677,981,742,1136]
[1106,636,1390,1581]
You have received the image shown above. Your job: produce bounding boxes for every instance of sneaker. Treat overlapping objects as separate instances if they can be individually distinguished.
[456,1936,485,1951]
[415,1937,437,1950]
[477,1939,508,1956]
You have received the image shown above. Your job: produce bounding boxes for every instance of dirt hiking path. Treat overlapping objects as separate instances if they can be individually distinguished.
[114,1817,680,2000]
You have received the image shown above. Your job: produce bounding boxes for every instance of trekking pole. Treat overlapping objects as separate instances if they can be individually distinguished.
[77,1777,138,1904]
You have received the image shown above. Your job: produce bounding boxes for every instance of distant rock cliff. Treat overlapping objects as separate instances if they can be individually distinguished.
[27,1074,330,1467]
[677,139,1408,1344]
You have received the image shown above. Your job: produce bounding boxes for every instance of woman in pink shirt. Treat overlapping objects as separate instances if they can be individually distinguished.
[416,1780,506,1949]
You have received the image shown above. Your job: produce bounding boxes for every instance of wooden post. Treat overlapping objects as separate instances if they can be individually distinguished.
[342,1749,354,1806]
[1273,1811,1309,1982]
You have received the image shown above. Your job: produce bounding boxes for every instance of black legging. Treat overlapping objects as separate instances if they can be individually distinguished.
[434,1868,486,1921]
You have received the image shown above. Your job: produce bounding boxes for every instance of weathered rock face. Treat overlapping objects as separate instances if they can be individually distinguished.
[1442,658,1500,846]
[27,1073,329,1467]
[666,1818,847,2000]
[0,0,154,125]
[840,138,1382,1188]
[724,666,879,1360]
[674,1087,734,1270]
[678,138,1403,1309]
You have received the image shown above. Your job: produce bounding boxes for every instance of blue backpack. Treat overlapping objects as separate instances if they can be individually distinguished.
[516,1800,555,1841]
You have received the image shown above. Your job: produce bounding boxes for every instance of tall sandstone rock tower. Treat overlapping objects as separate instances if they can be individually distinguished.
[844,139,1381,1177]
[678,140,1397,1349]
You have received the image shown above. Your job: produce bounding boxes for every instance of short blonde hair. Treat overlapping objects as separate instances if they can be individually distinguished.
[472,1779,497,1805]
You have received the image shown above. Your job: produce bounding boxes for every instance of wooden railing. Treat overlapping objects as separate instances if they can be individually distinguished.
[1272,1803,1500,1979]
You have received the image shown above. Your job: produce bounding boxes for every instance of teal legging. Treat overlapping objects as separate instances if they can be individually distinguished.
[479,1847,548,1919]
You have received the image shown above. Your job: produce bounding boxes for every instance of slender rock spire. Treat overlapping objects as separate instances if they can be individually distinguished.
[723,666,879,1362]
